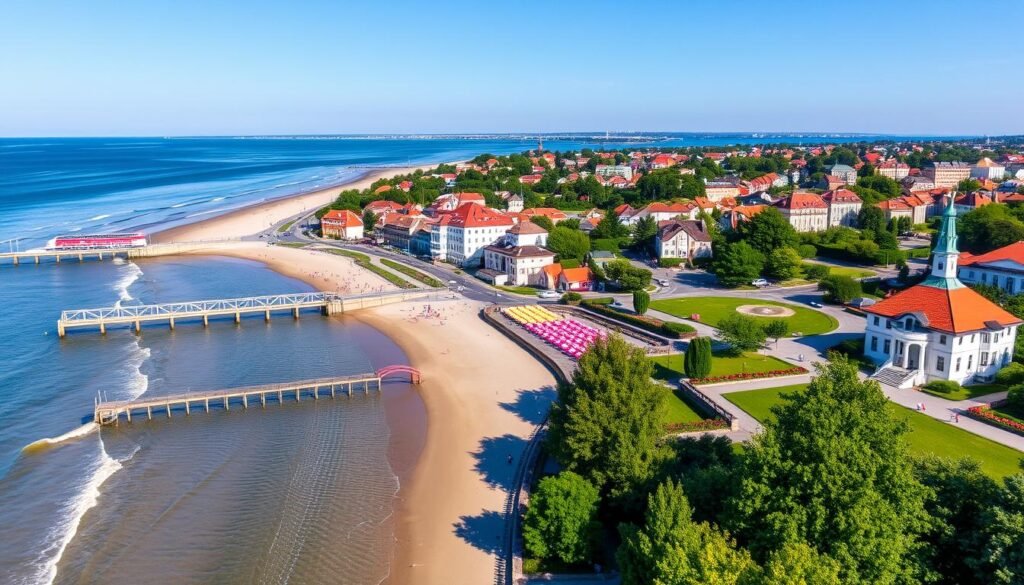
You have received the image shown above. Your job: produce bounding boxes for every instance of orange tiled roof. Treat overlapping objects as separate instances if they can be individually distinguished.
[322,209,363,227]
[448,202,514,229]
[560,267,593,283]
[959,241,1024,267]
[775,192,827,209]
[865,285,1021,334]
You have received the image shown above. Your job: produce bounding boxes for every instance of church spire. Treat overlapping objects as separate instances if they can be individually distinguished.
[923,195,964,289]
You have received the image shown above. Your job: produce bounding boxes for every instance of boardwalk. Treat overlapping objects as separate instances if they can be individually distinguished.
[58,288,444,336]
[94,365,422,425]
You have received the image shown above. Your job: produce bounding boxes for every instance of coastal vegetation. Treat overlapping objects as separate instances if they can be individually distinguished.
[322,249,416,289]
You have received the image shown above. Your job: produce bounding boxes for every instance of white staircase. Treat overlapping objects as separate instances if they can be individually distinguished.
[872,366,917,389]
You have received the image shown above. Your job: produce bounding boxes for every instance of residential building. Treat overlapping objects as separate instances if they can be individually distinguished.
[594,164,633,180]
[649,154,677,169]
[773,192,828,232]
[504,221,547,247]
[863,201,1021,387]
[428,192,485,215]
[902,175,937,192]
[480,245,555,287]
[364,200,405,220]
[877,199,914,223]
[971,157,1006,181]
[745,172,786,194]
[559,266,594,292]
[643,201,699,222]
[499,192,524,213]
[960,241,1024,294]
[320,209,364,240]
[519,174,543,185]
[825,164,858,185]
[877,160,911,180]
[900,194,930,224]
[654,219,713,261]
[924,162,971,188]
[377,214,431,255]
[521,207,568,225]
[719,204,767,231]
[822,188,863,227]
[430,203,514,266]
[704,177,743,202]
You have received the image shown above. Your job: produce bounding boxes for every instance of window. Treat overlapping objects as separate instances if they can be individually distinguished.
[968,270,975,279]
[982,273,988,283]
[937,356,945,372]
[983,333,991,343]
[873,316,880,326]
[956,357,962,372]
[883,339,891,354]
[940,335,947,345]
[971,334,975,342]
[982,352,989,366]
[870,336,878,352]
[959,336,964,346]
[886,320,892,329]
[968,355,974,370]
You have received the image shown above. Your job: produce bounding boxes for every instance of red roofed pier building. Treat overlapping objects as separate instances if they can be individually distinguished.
[863,200,1021,388]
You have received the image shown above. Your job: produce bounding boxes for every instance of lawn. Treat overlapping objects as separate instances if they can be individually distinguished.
[650,351,795,381]
[496,285,541,295]
[323,249,416,289]
[379,258,444,287]
[276,219,297,233]
[724,384,1024,479]
[821,265,876,279]
[650,296,837,335]
[919,383,1006,402]
[663,387,704,425]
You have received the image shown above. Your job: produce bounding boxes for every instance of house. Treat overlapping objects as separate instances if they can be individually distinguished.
[589,250,616,266]
[719,204,767,231]
[877,199,914,223]
[924,162,971,188]
[825,164,858,185]
[960,241,1024,294]
[559,266,594,292]
[971,157,1006,181]
[900,194,930,224]
[953,191,993,214]
[655,219,713,261]
[320,209,364,240]
[504,221,548,247]
[878,160,911,180]
[773,192,828,232]
[863,200,1021,387]
[902,175,937,192]
[499,192,524,213]
[704,177,743,202]
[649,154,677,169]
[594,164,634,180]
[519,174,543,185]
[428,192,486,215]
[745,172,786,194]
[480,245,556,287]
[643,201,699,222]
[364,200,406,220]
[521,208,568,225]
[822,188,863,227]
[377,214,430,254]
[429,203,514,266]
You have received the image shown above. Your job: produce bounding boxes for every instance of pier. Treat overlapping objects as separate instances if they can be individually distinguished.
[0,241,249,267]
[58,288,444,337]
[93,365,423,425]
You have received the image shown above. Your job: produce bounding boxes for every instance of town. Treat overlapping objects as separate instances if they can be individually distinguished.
[306,138,1024,584]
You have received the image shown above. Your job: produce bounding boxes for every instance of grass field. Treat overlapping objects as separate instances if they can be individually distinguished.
[323,249,416,289]
[821,265,876,279]
[650,296,838,335]
[276,219,297,233]
[650,351,795,381]
[496,285,541,295]
[663,387,705,425]
[379,258,443,287]
[992,403,1024,425]
[723,384,1024,479]
[919,383,1006,402]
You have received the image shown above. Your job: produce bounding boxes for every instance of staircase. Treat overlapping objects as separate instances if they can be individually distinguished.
[872,366,917,389]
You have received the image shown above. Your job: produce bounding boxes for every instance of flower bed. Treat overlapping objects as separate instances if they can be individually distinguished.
[666,418,729,433]
[966,404,1024,436]
[690,367,808,385]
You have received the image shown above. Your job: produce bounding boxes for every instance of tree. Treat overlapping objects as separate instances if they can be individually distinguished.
[633,290,650,315]
[730,358,930,584]
[712,241,765,288]
[898,264,910,283]
[763,320,789,347]
[958,178,982,193]
[362,209,378,232]
[858,205,886,233]
[633,215,658,249]
[531,215,555,232]
[684,337,712,379]
[976,474,1024,585]
[958,205,1024,254]
[605,259,652,291]
[523,471,601,565]
[618,480,756,585]
[766,247,803,281]
[739,207,798,256]
[819,274,862,304]
[547,334,668,508]
[587,256,607,282]
[547,226,591,261]
[716,313,766,354]
[755,541,842,585]
[592,212,629,239]
[856,175,901,198]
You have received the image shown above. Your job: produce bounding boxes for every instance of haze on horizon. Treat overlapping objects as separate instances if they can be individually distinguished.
[2,0,1021,138]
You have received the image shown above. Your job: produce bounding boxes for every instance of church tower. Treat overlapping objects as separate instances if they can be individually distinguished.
[924,196,963,289]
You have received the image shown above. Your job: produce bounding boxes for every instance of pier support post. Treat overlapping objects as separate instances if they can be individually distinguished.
[126,409,131,423]
[205,399,209,413]
[56,255,60,264]
[314,385,318,400]
[296,388,300,401]
[99,322,106,335]
[185,401,190,415]
[166,403,171,418]
[261,393,266,408]
[79,253,83,263]
[243,394,247,409]
[134,321,140,334]
[169,317,175,330]
[12,256,17,266]
[99,252,103,260]
[293,307,299,319]
[331,384,335,398]
[347,382,352,396]
[278,390,283,403]
[235,311,241,324]
[147,406,152,421]
[203,314,209,327]
[224,396,229,411]
[58,323,65,338]
[265,310,270,322]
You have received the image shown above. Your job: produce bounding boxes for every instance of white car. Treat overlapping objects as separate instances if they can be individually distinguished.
[752,279,769,288]
[537,290,560,299]
[657,279,670,287]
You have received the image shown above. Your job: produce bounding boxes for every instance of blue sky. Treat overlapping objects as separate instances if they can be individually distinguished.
[1,0,1021,136]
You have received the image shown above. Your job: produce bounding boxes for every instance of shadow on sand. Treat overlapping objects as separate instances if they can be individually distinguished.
[472,433,528,492]
[453,509,506,555]
[499,386,557,425]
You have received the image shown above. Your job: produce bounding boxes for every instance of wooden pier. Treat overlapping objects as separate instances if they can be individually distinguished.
[58,288,444,337]
[0,241,248,267]
[93,365,422,425]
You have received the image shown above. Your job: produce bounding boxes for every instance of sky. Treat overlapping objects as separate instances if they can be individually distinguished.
[1,0,1022,137]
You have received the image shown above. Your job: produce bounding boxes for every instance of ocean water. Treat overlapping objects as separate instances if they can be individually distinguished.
[0,135,928,583]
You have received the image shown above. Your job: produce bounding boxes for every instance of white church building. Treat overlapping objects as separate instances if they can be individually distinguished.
[863,199,1021,388]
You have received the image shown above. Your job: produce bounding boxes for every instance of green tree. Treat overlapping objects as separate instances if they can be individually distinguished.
[766,247,803,281]
[958,205,1024,254]
[531,215,555,232]
[730,358,930,584]
[523,471,602,565]
[633,215,658,249]
[605,259,653,291]
[587,256,607,282]
[547,334,668,508]
[716,313,766,354]
[633,290,651,315]
[858,205,886,233]
[763,320,789,347]
[856,175,901,198]
[819,274,862,304]
[618,480,756,585]
[712,241,765,288]
[684,337,712,379]
[592,212,629,239]
[754,541,842,585]
[738,207,798,256]
[547,226,591,261]
[977,474,1024,585]
[362,209,378,232]
[958,178,982,192]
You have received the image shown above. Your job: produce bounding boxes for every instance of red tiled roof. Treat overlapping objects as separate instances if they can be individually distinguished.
[775,192,827,210]
[560,267,593,284]
[959,241,1024,267]
[878,199,912,211]
[322,209,363,227]
[522,208,568,220]
[822,188,862,204]
[865,285,1021,334]
[448,202,514,229]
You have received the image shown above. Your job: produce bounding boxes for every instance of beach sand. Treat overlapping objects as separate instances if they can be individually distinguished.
[152,164,437,244]
[356,300,557,585]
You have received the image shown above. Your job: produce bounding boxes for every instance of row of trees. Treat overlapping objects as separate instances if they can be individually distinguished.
[528,341,1024,583]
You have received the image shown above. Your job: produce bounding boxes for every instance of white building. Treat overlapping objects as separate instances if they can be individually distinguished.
[864,201,1021,388]
[481,245,555,287]
[773,192,828,233]
[654,219,713,261]
[971,157,1006,181]
[959,241,1024,294]
[924,162,971,188]
[825,164,858,185]
[594,164,633,180]
[321,209,364,240]
[877,160,911,180]
[429,202,513,266]
[822,188,863,228]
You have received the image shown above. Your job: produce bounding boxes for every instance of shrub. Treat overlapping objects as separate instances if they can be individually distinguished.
[684,337,712,379]
[582,302,695,338]
[658,257,686,268]
[803,263,831,281]
[716,313,767,353]
[583,297,614,305]
[1009,384,1024,408]
[797,244,818,259]
[819,274,862,304]
[995,362,1024,386]
[523,471,601,565]
[662,321,697,336]
[561,292,583,304]
[923,380,962,395]
[633,290,651,315]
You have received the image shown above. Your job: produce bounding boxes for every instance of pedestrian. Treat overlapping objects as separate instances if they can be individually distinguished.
[507,454,513,465]
[955,413,959,423]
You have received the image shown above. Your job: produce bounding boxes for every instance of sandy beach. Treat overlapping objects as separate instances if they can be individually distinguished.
[152,163,438,243]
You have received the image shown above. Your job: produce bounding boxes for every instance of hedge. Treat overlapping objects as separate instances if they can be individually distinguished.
[582,301,695,338]
[815,242,907,267]
[658,258,686,268]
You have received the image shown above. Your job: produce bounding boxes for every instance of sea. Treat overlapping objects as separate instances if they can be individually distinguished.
[0,134,940,584]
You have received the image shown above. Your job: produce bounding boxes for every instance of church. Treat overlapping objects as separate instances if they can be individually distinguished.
[863,199,1021,388]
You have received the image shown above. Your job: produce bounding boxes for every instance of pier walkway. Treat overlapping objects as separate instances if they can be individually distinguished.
[94,365,422,425]
[58,288,445,336]
[0,241,251,266]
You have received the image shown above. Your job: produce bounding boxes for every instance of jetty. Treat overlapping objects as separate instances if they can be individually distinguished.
[93,365,422,425]
[58,288,444,337]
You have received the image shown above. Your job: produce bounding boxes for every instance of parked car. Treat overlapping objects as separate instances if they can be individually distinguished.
[752,279,769,288]
[656,279,670,286]
[537,290,560,299]
[809,300,823,308]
